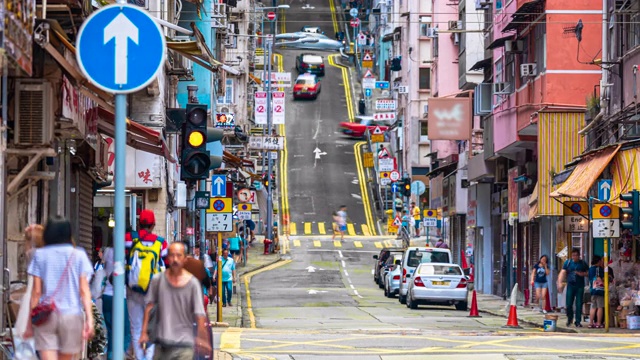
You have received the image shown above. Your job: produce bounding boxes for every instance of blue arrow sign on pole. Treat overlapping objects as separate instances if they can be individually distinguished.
[598,179,612,201]
[212,175,227,197]
[365,88,372,97]
[391,182,398,193]
[76,4,166,93]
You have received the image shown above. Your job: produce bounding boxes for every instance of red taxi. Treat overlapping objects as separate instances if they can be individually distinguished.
[293,74,321,100]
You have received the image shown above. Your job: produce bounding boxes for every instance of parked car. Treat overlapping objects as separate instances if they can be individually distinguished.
[384,255,403,298]
[405,263,469,310]
[372,247,404,286]
[378,253,402,289]
[398,247,452,304]
[339,116,390,139]
[296,53,325,76]
[293,74,321,100]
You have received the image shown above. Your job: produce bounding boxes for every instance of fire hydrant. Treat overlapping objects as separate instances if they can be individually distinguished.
[263,238,273,255]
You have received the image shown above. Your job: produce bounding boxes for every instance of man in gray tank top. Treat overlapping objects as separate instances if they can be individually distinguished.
[140,242,211,359]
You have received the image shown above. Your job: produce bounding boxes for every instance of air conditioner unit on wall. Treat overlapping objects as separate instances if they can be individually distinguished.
[505,40,524,54]
[426,27,438,38]
[520,63,537,77]
[15,80,53,146]
[448,20,458,30]
[453,33,460,45]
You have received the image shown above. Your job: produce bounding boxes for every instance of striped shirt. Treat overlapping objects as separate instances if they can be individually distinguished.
[28,244,93,315]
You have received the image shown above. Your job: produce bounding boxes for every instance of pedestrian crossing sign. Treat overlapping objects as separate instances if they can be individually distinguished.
[363,69,374,78]
[393,216,402,227]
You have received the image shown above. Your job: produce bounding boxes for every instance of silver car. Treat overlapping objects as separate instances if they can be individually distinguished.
[405,263,469,311]
[275,32,344,51]
[384,255,403,298]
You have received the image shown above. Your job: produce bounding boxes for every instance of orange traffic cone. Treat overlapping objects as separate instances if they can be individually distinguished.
[544,289,552,312]
[467,290,481,317]
[504,284,521,328]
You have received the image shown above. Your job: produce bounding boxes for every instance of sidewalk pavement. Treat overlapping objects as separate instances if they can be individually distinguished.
[209,235,283,359]
[474,292,640,335]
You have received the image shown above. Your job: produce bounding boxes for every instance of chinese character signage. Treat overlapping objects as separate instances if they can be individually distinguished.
[61,75,99,149]
[215,113,235,128]
[105,137,162,188]
[254,91,268,125]
[272,91,285,124]
[3,0,36,75]
[373,112,396,121]
[427,97,472,140]
[248,136,284,150]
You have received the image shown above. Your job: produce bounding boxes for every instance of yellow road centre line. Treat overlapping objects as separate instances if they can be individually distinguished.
[374,242,382,248]
[329,0,339,34]
[314,240,321,247]
[334,240,342,248]
[289,222,297,235]
[275,53,290,253]
[243,259,292,328]
[347,223,356,236]
[293,239,301,247]
[354,241,363,248]
[304,222,312,235]
[361,224,370,236]
[318,222,326,234]
[354,142,377,235]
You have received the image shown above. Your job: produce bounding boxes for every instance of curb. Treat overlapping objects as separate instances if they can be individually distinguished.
[238,255,284,328]
[478,309,578,334]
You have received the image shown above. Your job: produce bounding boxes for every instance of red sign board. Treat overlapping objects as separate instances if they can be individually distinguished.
[350,18,360,27]
[267,12,276,21]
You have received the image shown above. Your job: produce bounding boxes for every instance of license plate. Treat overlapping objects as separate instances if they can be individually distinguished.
[302,89,308,92]
[432,281,449,286]
[310,66,317,69]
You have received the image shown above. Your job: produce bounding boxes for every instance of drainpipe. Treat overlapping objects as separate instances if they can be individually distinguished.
[578,0,608,136]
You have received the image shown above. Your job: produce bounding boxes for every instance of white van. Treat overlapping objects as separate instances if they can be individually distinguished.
[398,247,452,304]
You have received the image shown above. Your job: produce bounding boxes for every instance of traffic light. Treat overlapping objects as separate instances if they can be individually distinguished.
[180,104,223,180]
[402,178,411,197]
[621,190,640,235]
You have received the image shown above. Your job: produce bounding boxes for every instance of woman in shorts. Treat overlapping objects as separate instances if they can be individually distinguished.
[530,255,550,313]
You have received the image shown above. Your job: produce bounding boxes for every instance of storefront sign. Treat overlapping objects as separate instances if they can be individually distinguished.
[467,200,477,228]
[518,196,531,223]
[215,113,235,128]
[61,75,99,149]
[105,137,163,188]
[3,0,36,75]
[427,97,472,140]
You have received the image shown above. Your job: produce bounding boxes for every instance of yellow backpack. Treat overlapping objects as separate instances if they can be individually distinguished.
[126,232,163,294]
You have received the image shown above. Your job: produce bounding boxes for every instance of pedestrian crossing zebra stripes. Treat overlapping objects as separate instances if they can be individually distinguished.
[289,238,398,249]
[286,222,372,236]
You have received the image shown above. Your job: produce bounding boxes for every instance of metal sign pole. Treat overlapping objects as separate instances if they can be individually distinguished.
[266,42,273,243]
[112,93,127,360]
[604,237,609,332]
[217,232,223,321]
[0,52,8,332]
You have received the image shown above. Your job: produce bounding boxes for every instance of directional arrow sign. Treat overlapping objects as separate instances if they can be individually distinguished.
[305,266,316,273]
[313,147,327,160]
[77,4,166,93]
[211,175,227,197]
[598,179,612,201]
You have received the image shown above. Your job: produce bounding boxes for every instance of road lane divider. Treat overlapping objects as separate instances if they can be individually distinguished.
[346,223,356,236]
[318,222,326,234]
[304,222,312,235]
[354,241,363,248]
[361,224,370,236]
[354,142,377,235]
[334,240,342,248]
[274,53,290,254]
[314,240,321,247]
[328,55,354,122]
[328,0,339,34]
[243,259,292,328]
[374,242,382,248]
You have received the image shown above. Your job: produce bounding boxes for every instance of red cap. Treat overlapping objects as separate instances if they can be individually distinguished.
[139,210,156,225]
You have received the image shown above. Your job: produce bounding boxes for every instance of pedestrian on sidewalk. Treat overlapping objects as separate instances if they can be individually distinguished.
[332,206,348,242]
[394,196,403,214]
[140,242,211,359]
[24,216,95,359]
[125,209,168,359]
[557,248,589,327]
[588,255,607,328]
[213,249,236,307]
[530,254,550,313]
[227,230,242,264]
[411,202,421,237]
[183,243,214,312]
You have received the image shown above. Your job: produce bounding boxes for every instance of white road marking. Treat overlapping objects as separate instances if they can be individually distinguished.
[341,260,346,268]
[338,250,343,258]
[344,270,349,277]
[313,120,321,140]
[354,290,363,298]
[293,154,305,157]
[351,194,362,199]
[350,284,355,289]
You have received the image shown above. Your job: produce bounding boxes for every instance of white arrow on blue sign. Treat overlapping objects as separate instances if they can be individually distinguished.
[77,4,166,94]
[391,182,398,193]
[598,179,612,201]
[212,175,227,197]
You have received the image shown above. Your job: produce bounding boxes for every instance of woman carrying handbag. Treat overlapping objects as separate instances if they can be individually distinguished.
[23,217,95,360]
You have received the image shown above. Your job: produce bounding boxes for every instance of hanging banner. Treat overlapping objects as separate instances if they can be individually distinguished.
[254,91,268,125]
[272,91,286,124]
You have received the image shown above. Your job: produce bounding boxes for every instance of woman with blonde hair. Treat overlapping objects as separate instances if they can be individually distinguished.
[24,216,95,360]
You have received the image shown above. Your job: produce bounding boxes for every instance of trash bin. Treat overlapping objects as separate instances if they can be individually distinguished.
[358,98,366,115]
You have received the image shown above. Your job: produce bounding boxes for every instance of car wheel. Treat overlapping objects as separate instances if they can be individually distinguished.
[455,301,468,311]
[399,294,406,304]
[378,279,384,289]
[385,285,393,298]
[383,285,388,297]
[408,294,418,309]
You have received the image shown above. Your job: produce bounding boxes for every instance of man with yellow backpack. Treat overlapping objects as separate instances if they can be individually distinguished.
[125,209,168,360]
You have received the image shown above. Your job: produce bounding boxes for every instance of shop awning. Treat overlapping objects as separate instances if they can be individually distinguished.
[166,23,222,73]
[503,0,543,33]
[425,162,458,178]
[486,35,514,50]
[98,108,176,162]
[382,33,394,43]
[469,57,492,71]
[550,145,620,199]
[223,151,255,169]
[610,147,640,205]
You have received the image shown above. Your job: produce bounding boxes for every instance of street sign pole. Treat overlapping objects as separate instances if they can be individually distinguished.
[113,93,126,360]
[200,179,206,259]
[604,237,609,332]
[266,41,273,244]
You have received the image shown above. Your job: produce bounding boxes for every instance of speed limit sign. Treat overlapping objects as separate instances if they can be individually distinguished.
[272,91,286,124]
[389,171,400,182]
[254,91,267,124]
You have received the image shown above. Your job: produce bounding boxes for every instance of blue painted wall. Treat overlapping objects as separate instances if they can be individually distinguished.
[378,39,389,80]
[177,0,213,107]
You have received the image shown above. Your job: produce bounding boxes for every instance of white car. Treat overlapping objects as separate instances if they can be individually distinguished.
[405,263,469,311]
[398,247,452,304]
[384,255,403,298]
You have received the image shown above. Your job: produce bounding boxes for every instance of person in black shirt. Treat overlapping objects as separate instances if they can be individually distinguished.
[557,248,589,327]
[530,255,550,313]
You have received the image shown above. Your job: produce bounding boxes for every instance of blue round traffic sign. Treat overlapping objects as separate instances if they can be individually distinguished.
[599,205,612,217]
[77,4,166,93]
[426,210,434,217]
[570,203,582,213]
[213,199,226,212]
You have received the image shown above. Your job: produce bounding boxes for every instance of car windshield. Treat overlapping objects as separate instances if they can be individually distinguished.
[407,250,451,267]
[417,264,463,276]
[296,79,316,85]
